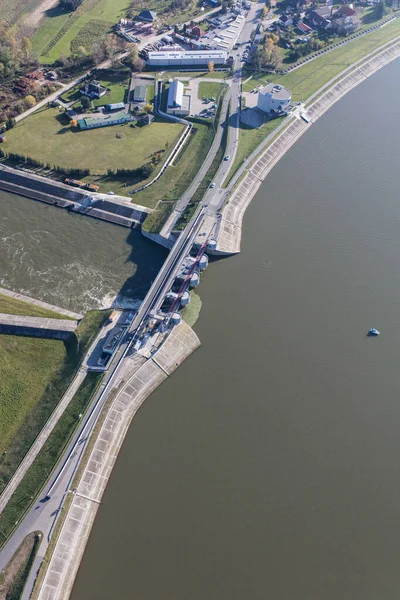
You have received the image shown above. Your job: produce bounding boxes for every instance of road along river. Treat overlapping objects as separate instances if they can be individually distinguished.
[0,191,167,313]
[70,58,400,600]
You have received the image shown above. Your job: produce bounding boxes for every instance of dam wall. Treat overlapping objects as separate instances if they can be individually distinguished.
[0,314,78,340]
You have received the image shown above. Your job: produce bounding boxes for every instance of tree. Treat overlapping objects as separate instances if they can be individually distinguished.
[262,5,269,17]
[70,119,78,128]
[59,0,83,11]
[144,103,153,113]
[208,60,214,72]
[24,95,36,108]
[133,57,145,72]
[376,0,387,18]
[21,37,32,59]
[126,42,139,67]
[81,96,91,110]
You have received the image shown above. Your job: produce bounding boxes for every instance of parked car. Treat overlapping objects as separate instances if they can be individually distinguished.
[210,183,216,188]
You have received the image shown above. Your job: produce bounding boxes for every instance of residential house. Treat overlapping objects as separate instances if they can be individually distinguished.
[280,13,294,27]
[333,4,359,33]
[137,9,157,22]
[335,4,357,17]
[81,80,107,100]
[191,25,205,38]
[307,6,332,28]
[297,20,312,34]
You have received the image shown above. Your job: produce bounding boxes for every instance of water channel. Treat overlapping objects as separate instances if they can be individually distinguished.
[0,193,167,312]
[2,59,400,599]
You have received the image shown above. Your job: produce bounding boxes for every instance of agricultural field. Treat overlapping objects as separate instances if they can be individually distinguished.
[3,106,184,179]
[32,0,131,64]
[0,0,44,25]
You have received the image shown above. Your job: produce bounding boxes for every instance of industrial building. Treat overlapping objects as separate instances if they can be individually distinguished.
[167,80,191,116]
[103,326,125,355]
[77,111,134,130]
[147,50,228,67]
[208,15,246,51]
[257,83,292,114]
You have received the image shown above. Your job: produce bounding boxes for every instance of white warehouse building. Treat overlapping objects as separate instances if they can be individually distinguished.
[167,80,191,116]
[257,83,292,113]
[147,50,228,67]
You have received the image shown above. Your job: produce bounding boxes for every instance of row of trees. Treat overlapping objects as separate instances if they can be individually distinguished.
[59,0,83,12]
[106,163,154,179]
[251,35,282,70]
[0,149,90,177]
[0,20,37,84]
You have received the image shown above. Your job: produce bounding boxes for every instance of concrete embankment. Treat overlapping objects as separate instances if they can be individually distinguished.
[0,287,83,320]
[0,168,150,229]
[0,314,78,340]
[216,38,400,254]
[35,321,200,600]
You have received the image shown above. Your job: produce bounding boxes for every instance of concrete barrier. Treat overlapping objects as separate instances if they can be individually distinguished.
[0,314,78,340]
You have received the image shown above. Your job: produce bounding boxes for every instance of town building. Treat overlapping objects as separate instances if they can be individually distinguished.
[308,6,332,28]
[106,102,126,111]
[166,80,191,116]
[80,80,107,100]
[137,9,157,22]
[133,85,146,103]
[297,20,312,34]
[77,111,134,130]
[147,50,228,67]
[257,83,292,113]
[191,25,205,38]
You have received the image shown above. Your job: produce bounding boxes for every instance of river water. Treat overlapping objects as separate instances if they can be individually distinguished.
[0,193,166,312]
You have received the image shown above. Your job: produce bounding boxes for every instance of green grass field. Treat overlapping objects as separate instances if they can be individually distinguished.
[4,106,183,176]
[0,294,71,320]
[198,81,225,102]
[243,18,400,102]
[0,336,67,455]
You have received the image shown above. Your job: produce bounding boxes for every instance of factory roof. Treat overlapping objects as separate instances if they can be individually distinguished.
[148,50,228,59]
[167,80,184,108]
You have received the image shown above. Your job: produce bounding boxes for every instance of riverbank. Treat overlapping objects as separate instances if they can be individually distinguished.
[216,36,400,254]
[33,321,200,600]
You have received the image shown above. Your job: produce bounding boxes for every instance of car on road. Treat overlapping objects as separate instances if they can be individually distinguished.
[224,155,230,161]
[210,183,216,188]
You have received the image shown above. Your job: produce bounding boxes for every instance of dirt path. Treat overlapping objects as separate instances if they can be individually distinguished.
[23,0,59,29]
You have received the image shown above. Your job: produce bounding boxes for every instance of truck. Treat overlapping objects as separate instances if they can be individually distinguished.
[84,183,100,192]
[65,178,84,188]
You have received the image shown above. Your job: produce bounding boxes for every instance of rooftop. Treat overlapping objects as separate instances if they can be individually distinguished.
[260,83,291,100]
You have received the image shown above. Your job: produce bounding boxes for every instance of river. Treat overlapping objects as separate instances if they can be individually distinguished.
[0,193,167,312]
[68,59,400,600]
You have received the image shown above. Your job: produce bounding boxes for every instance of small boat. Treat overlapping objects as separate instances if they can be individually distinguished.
[367,328,380,336]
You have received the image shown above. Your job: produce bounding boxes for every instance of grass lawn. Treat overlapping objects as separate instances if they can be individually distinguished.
[243,17,400,102]
[0,310,110,497]
[0,294,71,320]
[228,117,285,184]
[0,336,67,455]
[198,81,225,102]
[4,106,183,176]
[181,291,202,327]
[0,532,41,600]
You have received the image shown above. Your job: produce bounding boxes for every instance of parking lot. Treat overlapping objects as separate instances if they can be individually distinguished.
[183,76,229,116]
